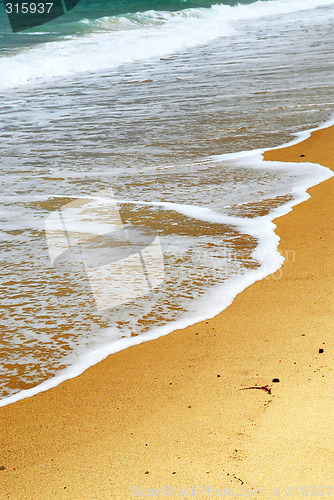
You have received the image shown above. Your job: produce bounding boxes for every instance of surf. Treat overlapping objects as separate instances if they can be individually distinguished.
[1,0,334,89]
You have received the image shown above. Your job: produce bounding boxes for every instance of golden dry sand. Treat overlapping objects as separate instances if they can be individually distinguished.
[1,126,333,499]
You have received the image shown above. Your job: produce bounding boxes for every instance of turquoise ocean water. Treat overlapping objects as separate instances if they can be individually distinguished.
[0,0,334,404]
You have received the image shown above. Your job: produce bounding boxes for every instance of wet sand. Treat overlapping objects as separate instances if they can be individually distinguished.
[1,126,333,499]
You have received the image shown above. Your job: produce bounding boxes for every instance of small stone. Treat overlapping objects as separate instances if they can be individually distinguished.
[272,378,280,383]
[0,466,5,471]
[145,471,149,474]
[217,374,220,377]
[319,349,324,353]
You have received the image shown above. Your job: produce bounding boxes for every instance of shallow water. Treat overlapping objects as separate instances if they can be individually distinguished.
[0,0,334,403]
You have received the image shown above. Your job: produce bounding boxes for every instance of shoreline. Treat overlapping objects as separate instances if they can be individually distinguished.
[1,125,333,498]
[1,119,333,410]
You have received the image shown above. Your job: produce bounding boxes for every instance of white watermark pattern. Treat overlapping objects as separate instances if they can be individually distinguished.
[45,190,165,311]
[131,485,333,497]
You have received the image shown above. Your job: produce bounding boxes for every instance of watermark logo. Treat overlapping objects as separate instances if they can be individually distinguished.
[4,0,81,33]
[45,190,165,311]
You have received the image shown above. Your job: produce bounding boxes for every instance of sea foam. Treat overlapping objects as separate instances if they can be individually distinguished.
[1,0,334,90]
[1,115,333,408]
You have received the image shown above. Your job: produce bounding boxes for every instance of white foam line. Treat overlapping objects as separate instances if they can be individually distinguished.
[209,113,334,162]
[2,0,334,90]
[1,118,333,408]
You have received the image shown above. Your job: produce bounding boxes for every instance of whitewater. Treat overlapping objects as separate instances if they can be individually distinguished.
[0,0,334,405]
[1,0,334,89]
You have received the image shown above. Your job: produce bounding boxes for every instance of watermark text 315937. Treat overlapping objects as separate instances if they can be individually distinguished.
[4,0,81,32]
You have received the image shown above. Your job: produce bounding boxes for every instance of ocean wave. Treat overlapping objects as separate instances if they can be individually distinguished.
[1,0,334,88]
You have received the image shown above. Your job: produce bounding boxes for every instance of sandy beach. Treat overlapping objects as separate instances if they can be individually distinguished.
[1,126,333,499]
